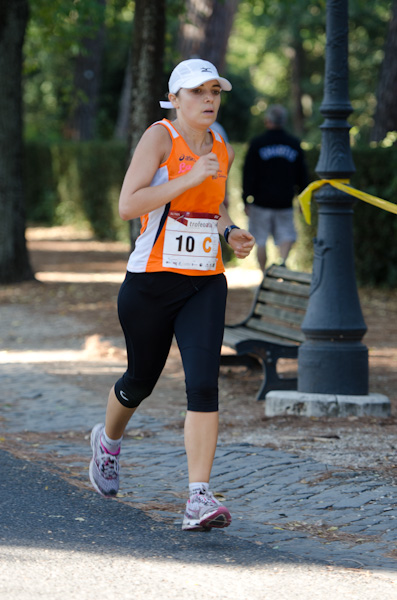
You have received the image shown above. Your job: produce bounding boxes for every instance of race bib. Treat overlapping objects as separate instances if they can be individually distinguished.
[163,211,220,271]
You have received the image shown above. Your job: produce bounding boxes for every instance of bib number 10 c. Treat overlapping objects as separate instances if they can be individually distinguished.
[175,234,213,254]
[176,234,194,253]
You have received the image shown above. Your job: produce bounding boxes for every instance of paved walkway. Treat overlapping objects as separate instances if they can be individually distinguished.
[1,361,397,577]
[0,302,396,580]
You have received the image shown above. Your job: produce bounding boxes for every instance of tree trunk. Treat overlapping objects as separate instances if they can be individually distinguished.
[114,49,133,140]
[0,0,34,283]
[291,36,305,137]
[66,0,107,141]
[371,0,397,142]
[179,0,239,72]
[128,0,166,247]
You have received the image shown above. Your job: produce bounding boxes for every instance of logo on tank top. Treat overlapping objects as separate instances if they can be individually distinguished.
[178,154,196,174]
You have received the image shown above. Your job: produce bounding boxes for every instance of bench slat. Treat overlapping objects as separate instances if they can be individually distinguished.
[223,326,298,348]
[266,265,312,284]
[245,317,306,343]
[262,277,311,298]
[254,303,306,326]
[256,290,309,311]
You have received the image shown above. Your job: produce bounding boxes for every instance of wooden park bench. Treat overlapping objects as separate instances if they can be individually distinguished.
[221,265,312,400]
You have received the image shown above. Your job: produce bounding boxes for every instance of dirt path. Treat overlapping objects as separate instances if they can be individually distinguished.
[1,226,396,477]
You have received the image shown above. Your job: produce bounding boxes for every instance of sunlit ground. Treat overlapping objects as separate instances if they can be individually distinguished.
[26,225,265,289]
[5,225,264,368]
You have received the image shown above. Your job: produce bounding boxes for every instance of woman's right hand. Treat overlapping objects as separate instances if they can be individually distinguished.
[188,153,220,186]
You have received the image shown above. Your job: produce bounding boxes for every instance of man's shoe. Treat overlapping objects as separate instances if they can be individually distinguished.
[182,491,232,531]
[89,423,120,497]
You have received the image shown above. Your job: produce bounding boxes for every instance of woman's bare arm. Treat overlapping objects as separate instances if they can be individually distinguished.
[119,125,220,221]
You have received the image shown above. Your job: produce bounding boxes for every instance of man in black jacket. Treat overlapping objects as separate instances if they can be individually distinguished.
[242,105,309,270]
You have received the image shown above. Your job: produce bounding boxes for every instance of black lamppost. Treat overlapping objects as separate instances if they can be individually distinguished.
[298,0,369,395]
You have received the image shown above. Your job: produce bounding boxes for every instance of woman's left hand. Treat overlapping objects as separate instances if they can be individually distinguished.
[228,229,255,259]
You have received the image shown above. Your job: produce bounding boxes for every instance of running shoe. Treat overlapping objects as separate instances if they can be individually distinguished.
[182,491,232,531]
[89,423,120,497]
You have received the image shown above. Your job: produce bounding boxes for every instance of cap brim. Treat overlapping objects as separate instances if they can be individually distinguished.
[172,74,232,93]
[159,100,174,109]
[217,76,232,92]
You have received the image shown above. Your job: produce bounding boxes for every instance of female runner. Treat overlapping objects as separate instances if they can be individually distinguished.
[89,58,255,531]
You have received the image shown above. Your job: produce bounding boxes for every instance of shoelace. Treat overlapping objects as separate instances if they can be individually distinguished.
[196,492,217,506]
[98,447,119,479]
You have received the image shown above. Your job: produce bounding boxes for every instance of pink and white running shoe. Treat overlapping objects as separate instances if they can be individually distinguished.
[182,491,232,531]
[89,423,120,497]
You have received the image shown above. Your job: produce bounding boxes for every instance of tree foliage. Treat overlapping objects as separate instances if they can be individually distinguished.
[223,0,391,142]
[371,0,397,142]
[25,0,134,139]
[23,0,394,144]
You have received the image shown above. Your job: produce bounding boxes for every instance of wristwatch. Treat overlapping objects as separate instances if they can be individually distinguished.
[224,225,240,244]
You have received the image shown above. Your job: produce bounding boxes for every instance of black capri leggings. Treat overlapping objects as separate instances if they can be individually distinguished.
[114,271,227,412]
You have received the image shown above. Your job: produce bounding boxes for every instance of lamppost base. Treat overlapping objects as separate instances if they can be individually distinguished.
[298,340,368,395]
[264,391,390,418]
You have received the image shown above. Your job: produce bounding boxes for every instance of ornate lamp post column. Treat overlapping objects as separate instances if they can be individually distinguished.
[297,0,369,394]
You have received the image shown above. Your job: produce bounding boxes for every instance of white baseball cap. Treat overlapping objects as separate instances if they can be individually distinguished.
[160,59,232,109]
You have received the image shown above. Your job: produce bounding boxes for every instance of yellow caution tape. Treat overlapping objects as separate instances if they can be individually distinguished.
[298,179,397,225]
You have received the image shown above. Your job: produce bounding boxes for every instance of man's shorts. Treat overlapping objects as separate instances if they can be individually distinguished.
[248,205,296,247]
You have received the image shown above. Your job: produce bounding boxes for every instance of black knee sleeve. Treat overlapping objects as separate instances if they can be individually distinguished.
[186,386,219,412]
[114,374,155,409]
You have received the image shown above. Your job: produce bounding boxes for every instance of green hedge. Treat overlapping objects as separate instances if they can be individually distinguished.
[302,146,397,287]
[25,142,58,224]
[25,140,129,241]
[351,147,397,287]
[25,141,397,286]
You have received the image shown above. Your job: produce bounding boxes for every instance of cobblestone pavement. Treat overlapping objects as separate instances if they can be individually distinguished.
[1,352,396,579]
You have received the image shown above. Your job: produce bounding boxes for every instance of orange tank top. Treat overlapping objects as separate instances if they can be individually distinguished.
[126,119,228,276]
